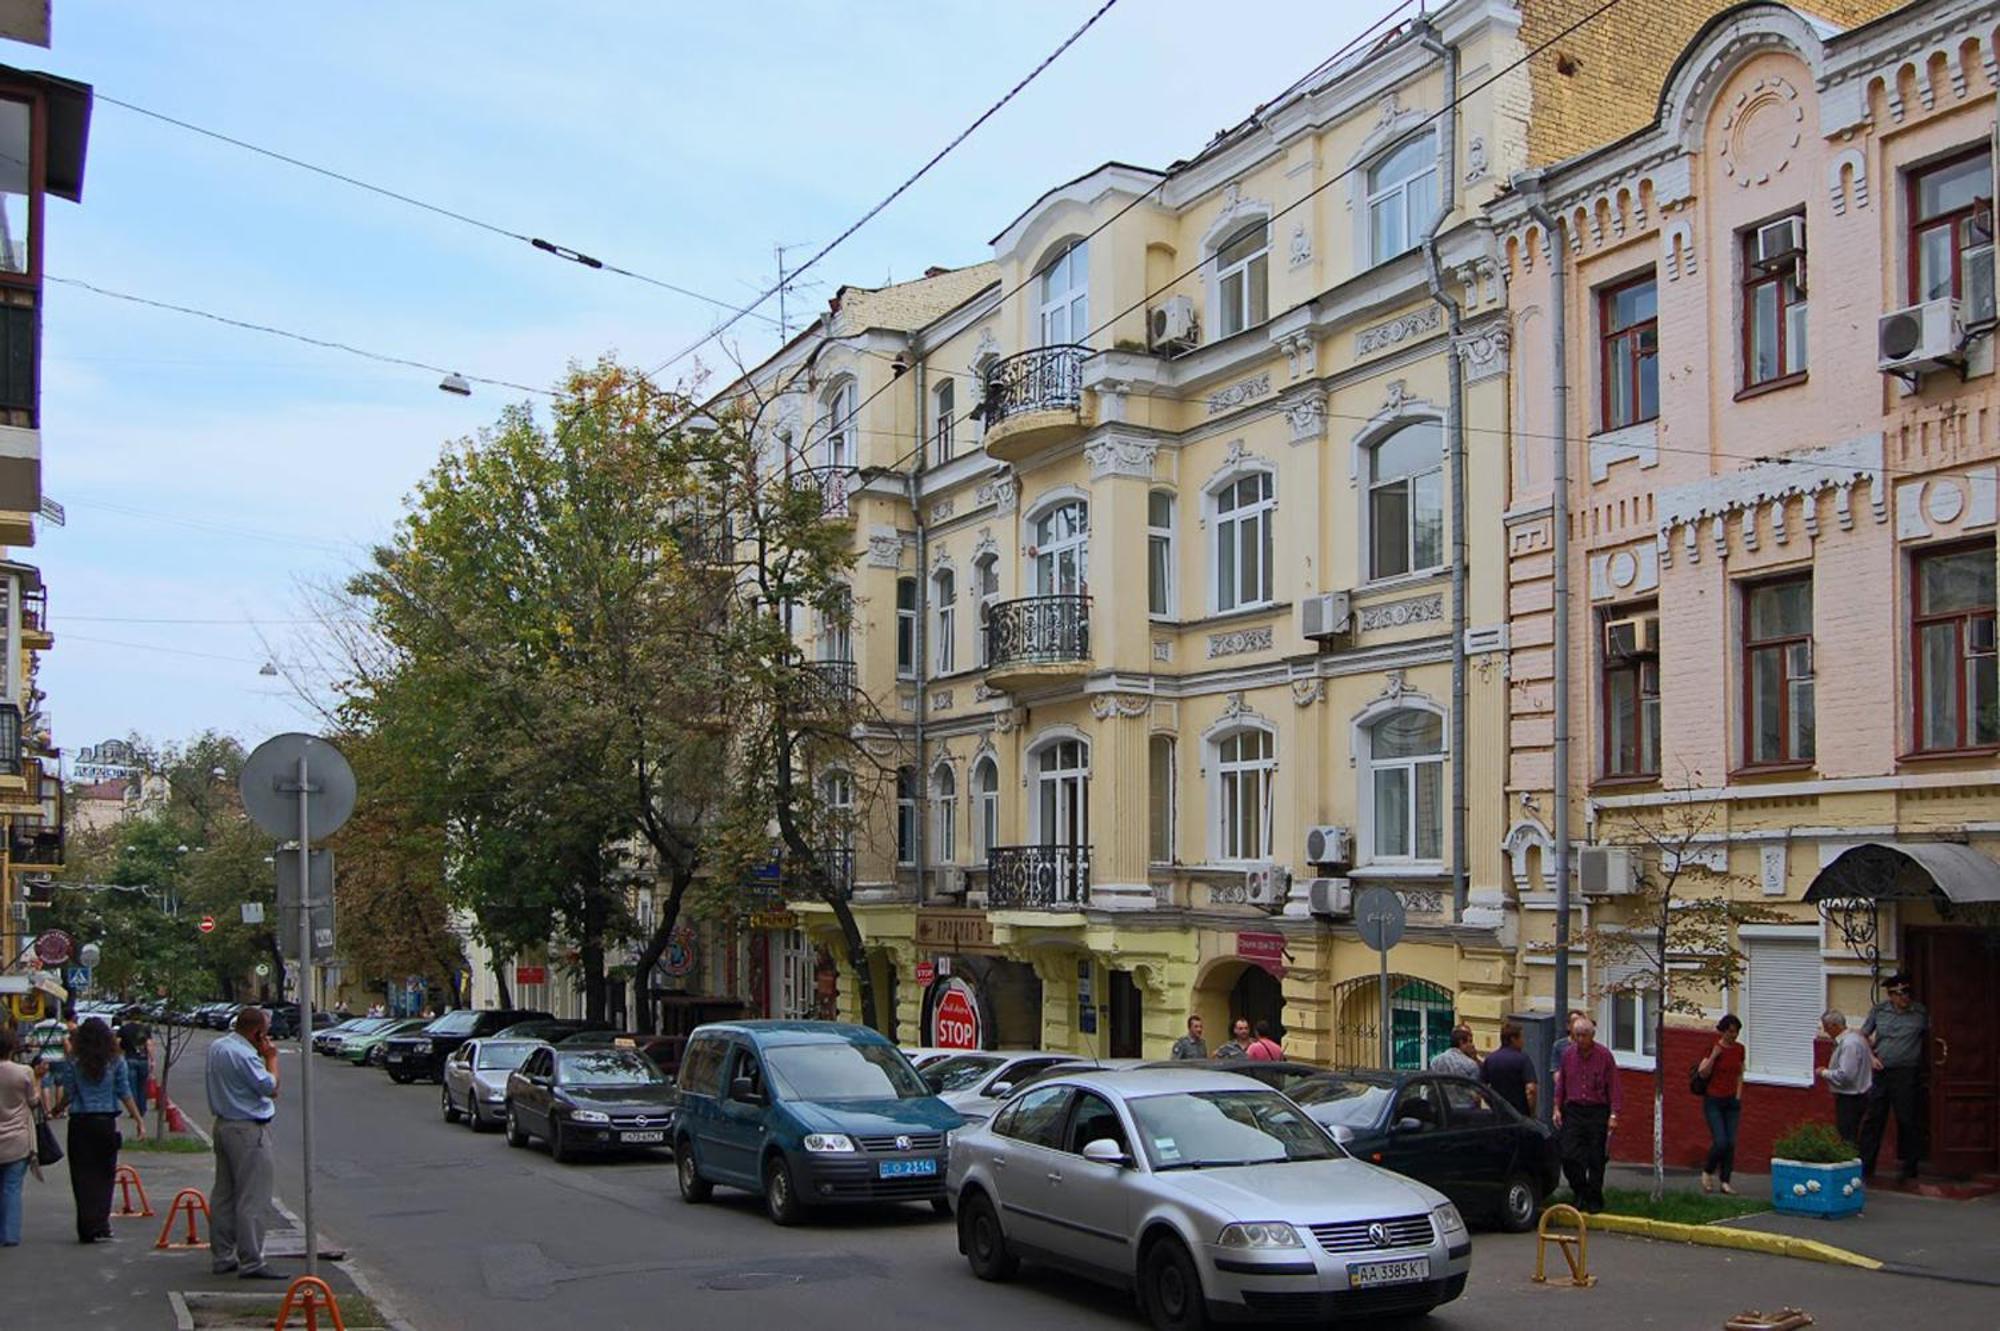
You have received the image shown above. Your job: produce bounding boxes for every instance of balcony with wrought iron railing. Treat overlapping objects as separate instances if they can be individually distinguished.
[986,844,1091,911]
[791,660,858,719]
[979,345,1091,463]
[984,595,1090,689]
[791,466,856,520]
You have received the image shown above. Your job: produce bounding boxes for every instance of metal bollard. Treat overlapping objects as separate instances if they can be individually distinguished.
[1532,1202,1595,1287]
[114,1164,154,1217]
[275,1275,349,1331]
[154,1187,212,1250]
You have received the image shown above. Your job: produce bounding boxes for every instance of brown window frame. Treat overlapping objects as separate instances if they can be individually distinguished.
[1907,148,1993,304]
[1909,539,1999,756]
[1600,604,1659,781]
[0,86,46,289]
[1742,575,1815,769]
[1599,273,1658,431]
[1741,218,1807,390]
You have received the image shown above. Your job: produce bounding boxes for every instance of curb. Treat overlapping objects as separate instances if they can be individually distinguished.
[1583,1213,1884,1269]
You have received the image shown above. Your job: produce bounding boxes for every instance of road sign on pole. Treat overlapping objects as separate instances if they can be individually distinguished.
[197,916,216,935]
[241,733,355,1282]
[1354,887,1408,1071]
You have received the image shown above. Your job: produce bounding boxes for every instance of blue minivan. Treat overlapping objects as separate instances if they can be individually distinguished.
[673,1020,963,1225]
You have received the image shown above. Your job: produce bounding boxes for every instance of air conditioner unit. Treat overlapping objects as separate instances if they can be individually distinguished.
[1966,246,1998,327]
[1603,614,1658,659]
[1307,877,1352,919]
[1750,216,1803,270]
[1149,295,1199,354]
[1878,296,1964,375]
[1304,825,1353,870]
[6,901,27,924]
[1579,846,1639,896]
[1300,590,1353,641]
[1242,863,1289,909]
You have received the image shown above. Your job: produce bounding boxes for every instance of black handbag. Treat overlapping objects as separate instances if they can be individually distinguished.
[35,1113,63,1167]
[1689,1063,1710,1097]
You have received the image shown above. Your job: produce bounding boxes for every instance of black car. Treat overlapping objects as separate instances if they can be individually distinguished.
[489,1018,610,1042]
[1290,1069,1561,1232]
[504,1045,678,1163]
[381,1008,552,1084]
[1135,1057,1327,1094]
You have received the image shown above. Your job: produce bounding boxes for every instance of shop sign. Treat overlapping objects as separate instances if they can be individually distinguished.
[1236,931,1287,978]
[749,909,798,931]
[515,964,547,985]
[914,961,936,988]
[933,977,982,1050]
[915,911,994,951]
[662,924,698,979]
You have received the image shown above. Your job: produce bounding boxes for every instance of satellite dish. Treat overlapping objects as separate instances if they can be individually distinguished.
[240,734,356,839]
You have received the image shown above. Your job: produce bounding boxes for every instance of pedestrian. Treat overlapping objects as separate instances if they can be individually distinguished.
[206,1006,282,1279]
[1697,1014,1746,1194]
[1429,1025,1483,1079]
[1552,1017,1620,1213]
[0,1025,42,1247]
[1549,1008,1588,1067]
[1170,1015,1207,1061]
[118,1015,155,1120]
[1211,1018,1252,1060]
[1817,1009,1873,1148]
[47,1017,147,1243]
[1481,1022,1538,1117]
[1244,1021,1285,1062]
[1859,973,1929,1182]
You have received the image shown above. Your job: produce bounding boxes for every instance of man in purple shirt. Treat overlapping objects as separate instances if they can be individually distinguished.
[1552,1016,1622,1213]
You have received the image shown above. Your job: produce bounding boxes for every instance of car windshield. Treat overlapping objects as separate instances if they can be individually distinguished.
[558,1051,666,1086]
[425,1011,481,1036]
[921,1054,1004,1093]
[767,1042,929,1102]
[1289,1078,1394,1127]
[1128,1090,1340,1170]
[347,1019,394,1034]
[475,1042,538,1071]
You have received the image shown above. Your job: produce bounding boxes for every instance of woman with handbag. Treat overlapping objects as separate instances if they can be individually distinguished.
[47,1018,146,1243]
[1697,1014,1747,1194]
[0,1025,42,1246]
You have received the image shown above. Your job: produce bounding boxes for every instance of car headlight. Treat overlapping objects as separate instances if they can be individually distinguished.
[1218,1222,1305,1249]
[569,1109,610,1124]
[944,1127,961,1151]
[481,1087,506,1101]
[803,1133,856,1154]
[1432,1203,1467,1239]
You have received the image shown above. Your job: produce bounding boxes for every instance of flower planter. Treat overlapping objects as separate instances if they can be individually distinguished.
[1770,1157,1864,1217]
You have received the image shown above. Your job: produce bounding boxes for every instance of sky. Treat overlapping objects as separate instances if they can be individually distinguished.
[17,0,1387,755]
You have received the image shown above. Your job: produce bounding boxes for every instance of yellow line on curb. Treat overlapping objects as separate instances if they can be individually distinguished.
[1585,1213,1884,1270]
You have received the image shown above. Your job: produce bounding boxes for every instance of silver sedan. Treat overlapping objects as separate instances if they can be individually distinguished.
[441,1038,542,1131]
[946,1067,1470,1329]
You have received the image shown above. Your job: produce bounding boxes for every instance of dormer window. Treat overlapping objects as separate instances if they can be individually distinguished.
[1214,220,1269,338]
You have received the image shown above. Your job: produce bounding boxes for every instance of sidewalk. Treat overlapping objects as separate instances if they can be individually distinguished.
[1605,1163,2000,1287]
[5,1135,393,1330]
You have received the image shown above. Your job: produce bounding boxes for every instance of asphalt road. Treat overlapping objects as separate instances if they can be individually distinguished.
[210,1033,1997,1331]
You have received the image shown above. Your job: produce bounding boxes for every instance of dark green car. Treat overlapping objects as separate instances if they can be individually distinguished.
[340,1017,428,1066]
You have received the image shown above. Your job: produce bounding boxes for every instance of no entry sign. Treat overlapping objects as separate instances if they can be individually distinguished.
[933,977,982,1051]
[198,916,217,935]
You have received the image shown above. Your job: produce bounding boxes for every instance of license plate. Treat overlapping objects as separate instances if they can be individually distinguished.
[387,1051,408,1061]
[620,1130,665,1144]
[878,1158,938,1179]
[1348,1257,1429,1289]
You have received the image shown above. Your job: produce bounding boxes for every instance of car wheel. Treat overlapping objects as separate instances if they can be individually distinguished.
[505,1107,529,1148]
[1141,1236,1209,1331]
[441,1084,460,1124]
[676,1140,712,1203]
[930,1197,952,1217]
[1500,1171,1542,1233]
[959,1192,1018,1281]
[763,1154,804,1226]
[549,1120,573,1164]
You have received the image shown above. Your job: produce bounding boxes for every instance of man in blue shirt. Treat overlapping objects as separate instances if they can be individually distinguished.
[205,1006,281,1278]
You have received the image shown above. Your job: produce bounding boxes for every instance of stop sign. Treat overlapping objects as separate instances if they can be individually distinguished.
[198,916,217,935]
[933,978,982,1051]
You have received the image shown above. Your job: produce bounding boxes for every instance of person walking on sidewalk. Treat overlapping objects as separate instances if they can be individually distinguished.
[1552,1017,1620,1213]
[46,1018,146,1244]
[1860,973,1929,1182]
[0,1026,43,1247]
[117,1017,155,1119]
[1698,1015,1746,1194]
[1430,1026,1483,1079]
[1818,1008,1873,1148]
[1481,1022,1538,1118]
[206,1006,282,1279]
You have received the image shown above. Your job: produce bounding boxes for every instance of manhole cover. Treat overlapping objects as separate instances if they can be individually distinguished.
[701,1272,804,1291]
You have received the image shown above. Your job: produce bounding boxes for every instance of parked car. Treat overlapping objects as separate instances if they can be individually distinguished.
[674,1019,963,1224]
[340,1017,428,1066]
[1289,1069,1561,1233]
[1136,1057,1327,1095]
[490,1018,611,1042]
[203,1003,243,1030]
[898,1047,962,1070]
[381,1008,553,1084]
[441,1038,542,1131]
[315,1017,387,1056]
[923,1051,1099,1123]
[503,1045,678,1162]
[551,1029,640,1048]
[949,1066,1471,1326]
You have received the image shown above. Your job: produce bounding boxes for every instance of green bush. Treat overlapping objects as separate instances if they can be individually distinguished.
[1771,1121,1854,1164]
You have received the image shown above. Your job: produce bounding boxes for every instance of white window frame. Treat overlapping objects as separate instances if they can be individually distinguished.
[1029,735,1090,848]
[1359,706,1446,866]
[895,577,917,680]
[933,378,956,466]
[931,762,958,865]
[1213,219,1270,339]
[819,584,852,664]
[973,756,1000,859]
[1031,499,1089,598]
[933,568,957,675]
[973,554,1000,667]
[1147,490,1174,620]
[1210,469,1275,613]
[1366,421,1445,583]
[1366,131,1439,264]
[820,379,857,471]
[1038,240,1089,348]
[1210,725,1275,863]
[895,766,918,866]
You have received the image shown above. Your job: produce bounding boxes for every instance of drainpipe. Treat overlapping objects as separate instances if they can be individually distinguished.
[1522,183,1574,1033]
[910,337,928,908]
[1416,19,1468,921]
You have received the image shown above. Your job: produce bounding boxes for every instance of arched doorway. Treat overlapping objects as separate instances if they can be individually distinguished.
[1193,959,1287,1047]
[1327,972,1456,1070]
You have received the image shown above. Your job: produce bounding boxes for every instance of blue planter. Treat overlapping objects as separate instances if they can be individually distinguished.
[1771,1157,1864,1217]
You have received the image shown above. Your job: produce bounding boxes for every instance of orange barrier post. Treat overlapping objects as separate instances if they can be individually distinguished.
[155,1187,211,1250]
[114,1164,154,1217]
[1532,1203,1595,1287]
[274,1275,348,1331]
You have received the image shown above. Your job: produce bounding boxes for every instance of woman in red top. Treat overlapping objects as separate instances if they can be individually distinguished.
[1699,1014,1747,1193]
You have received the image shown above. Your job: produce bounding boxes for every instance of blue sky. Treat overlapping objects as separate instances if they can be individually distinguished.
[18,0,1382,753]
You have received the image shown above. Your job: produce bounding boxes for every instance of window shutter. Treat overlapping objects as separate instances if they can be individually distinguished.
[1744,937,1821,1081]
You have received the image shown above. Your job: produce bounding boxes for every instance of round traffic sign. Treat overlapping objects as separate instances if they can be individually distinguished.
[255,963,270,977]
[198,916,217,935]
[1354,887,1407,952]
[932,978,982,1050]
[240,733,357,840]
[34,930,73,966]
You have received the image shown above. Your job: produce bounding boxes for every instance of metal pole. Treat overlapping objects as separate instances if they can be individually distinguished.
[1378,944,1391,1071]
[296,752,317,1280]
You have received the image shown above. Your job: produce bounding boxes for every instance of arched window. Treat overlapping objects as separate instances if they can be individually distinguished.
[1213,471,1275,612]
[819,584,852,663]
[1368,709,1444,862]
[973,553,1000,667]
[1366,132,1438,263]
[1033,738,1089,849]
[1031,500,1089,597]
[933,568,957,675]
[1147,491,1174,619]
[1213,727,1274,861]
[895,577,917,679]
[1390,979,1454,1069]
[895,766,918,866]
[931,763,958,865]
[1038,240,1089,347]
[1368,421,1444,580]
[973,756,1000,859]
[819,379,857,470]
[1148,735,1175,864]
[933,378,956,466]
[1214,219,1270,338]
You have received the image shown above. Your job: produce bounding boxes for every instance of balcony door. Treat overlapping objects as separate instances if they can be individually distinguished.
[1038,240,1088,348]
[1034,740,1089,855]
[1032,501,1088,597]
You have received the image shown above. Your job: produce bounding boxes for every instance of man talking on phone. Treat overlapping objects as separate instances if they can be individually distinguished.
[205,1006,282,1278]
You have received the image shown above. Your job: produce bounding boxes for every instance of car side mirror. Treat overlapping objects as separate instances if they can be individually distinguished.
[987,1082,1013,1100]
[730,1076,767,1106]
[1081,1138,1131,1167]
[1327,1124,1357,1146]
[1393,1116,1424,1134]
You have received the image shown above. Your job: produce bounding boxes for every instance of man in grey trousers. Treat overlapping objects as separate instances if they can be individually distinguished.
[205,1006,282,1279]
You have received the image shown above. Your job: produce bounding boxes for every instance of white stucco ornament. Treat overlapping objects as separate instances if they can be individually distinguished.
[1792,1183,1807,1197]
[1805,1178,1822,1194]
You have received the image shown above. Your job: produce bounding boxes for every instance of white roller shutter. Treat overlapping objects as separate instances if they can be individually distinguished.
[1744,937,1821,1081]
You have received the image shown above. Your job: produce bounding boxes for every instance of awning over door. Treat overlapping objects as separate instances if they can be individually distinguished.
[1803,842,2000,906]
